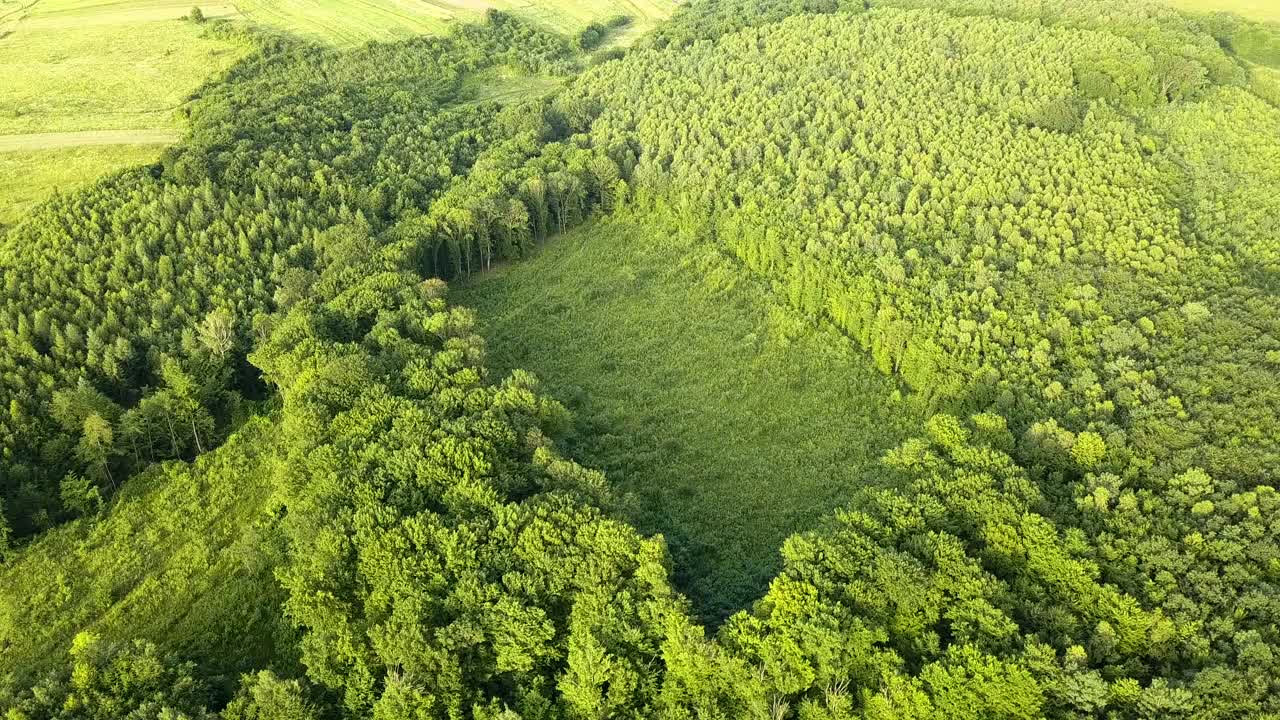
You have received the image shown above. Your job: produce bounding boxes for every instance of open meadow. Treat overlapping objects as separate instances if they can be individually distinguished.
[454,217,922,622]
[233,0,675,45]
[0,0,244,225]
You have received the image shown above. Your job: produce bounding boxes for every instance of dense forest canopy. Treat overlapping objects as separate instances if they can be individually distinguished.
[2,0,1280,718]
[0,14,574,535]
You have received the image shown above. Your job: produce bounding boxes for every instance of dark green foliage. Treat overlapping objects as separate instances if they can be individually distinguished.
[1024,95,1086,133]
[1205,12,1280,70]
[575,22,606,50]
[248,228,683,717]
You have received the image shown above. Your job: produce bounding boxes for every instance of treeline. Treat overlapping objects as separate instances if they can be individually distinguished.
[645,0,1249,96]
[0,11,574,540]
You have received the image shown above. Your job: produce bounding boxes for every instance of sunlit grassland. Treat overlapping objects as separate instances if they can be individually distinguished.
[457,65,565,105]
[1161,0,1280,23]
[233,0,676,46]
[0,419,291,682]
[0,0,245,221]
[0,9,243,135]
[454,216,921,623]
[0,144,166,227]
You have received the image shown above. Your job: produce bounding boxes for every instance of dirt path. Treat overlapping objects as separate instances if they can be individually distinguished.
[0,129,180,152]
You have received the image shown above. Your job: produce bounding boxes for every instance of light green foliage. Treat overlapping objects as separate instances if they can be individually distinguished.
[222,671,320,720]
[1071,431,1107,470]
[558,4,1280,485]
[1070,464,1280,713]
[0,419,290,681]
[455,217,920,621]
[714,413,1275,717]
[0,632,214,719]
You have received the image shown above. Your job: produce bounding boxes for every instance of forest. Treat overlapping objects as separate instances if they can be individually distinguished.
[1,0,1279,718]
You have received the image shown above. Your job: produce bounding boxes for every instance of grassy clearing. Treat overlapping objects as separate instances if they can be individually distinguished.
[1161,0,1280,72]
[0,418,291,682]
[457,65,565,105]
[0,144,164,227]
[0,1,244,222]
[454,217,920,623]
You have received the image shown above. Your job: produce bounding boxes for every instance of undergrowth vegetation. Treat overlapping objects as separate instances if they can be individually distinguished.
[455,217,920,621]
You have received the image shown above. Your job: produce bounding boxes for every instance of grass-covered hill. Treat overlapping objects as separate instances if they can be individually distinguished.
[2,1,1280,718]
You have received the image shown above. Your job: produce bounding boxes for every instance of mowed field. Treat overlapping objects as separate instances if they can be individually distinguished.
[0,145,165,225]
[234,0,676,46]
[0,0,676,226]
[1161,0,1280,23]
[0,0,245,226]
[0,3,247,134]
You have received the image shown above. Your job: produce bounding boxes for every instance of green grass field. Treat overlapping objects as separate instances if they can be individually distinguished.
[0,8,242,135]
[233,0,675,46]
[0,144,168,227]
[1161,0,1280,23]
[454,216,920,622]
[0,0,245,223]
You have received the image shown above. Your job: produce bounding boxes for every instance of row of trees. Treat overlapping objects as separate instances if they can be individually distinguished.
[646,0,1247,101]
